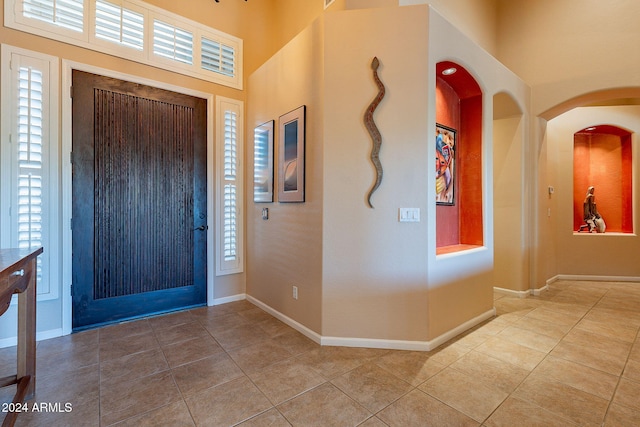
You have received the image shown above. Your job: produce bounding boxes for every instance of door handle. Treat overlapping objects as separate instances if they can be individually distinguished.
[194,225,208,231]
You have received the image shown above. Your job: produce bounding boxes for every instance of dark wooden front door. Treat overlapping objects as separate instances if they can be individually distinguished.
[71,70,207,330]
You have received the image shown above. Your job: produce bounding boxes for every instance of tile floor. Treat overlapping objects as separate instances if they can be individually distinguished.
[1,279,640,426]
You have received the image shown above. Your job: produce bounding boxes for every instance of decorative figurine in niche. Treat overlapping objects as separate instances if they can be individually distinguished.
[579,186,606,233]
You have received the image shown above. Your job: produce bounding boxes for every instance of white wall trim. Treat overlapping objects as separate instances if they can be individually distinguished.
[494,287,531,298]
[61,59,216,335]
[247,295,496,352]
[0,328,63,348]
[246,295,322,345]
[213,293,246,306]
[551,274,640,283]
[531,284,549,296]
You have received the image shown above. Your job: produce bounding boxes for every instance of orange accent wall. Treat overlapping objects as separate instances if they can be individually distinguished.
[435,65,483,249]
[459,95,483,245]
[436,77,460,247]
[573,129,633,233]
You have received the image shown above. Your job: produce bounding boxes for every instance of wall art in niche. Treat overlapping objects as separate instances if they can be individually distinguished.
[253,120,274,202]
[436,124,456,205]
[278,105,306,202]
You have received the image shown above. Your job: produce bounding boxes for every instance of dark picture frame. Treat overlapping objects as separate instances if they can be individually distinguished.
[278,105,306,202]
[435,123,456,205]
[253,120,274,202]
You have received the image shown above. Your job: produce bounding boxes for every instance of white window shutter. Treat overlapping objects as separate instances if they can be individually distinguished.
[216,97,243,275]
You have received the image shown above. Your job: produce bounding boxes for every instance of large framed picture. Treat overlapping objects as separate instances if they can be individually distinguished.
[278,106,306,202]
[253,120,274,202]
[435,124,456,205]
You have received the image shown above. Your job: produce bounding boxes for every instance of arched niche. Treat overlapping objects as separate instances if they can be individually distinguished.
[573,124,633,233]
[435,61,483,253]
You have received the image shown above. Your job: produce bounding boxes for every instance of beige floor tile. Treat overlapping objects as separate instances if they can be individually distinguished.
[513,374,609,426]
[419,367,508,422]
[111,400,195,427]
[270,329,319,356]
[188,303,237,322]
[550,340,627,376]
[612,377,640,411]
[583,306,640,329]
[100,348,169,382]
[186,376,272,426]
[427,342,470,366]
[485,396,578,427]
[171,352,244,396]
[30,363,100,408]
[296,346,384,379]
[524,307,583,328]
[357,417,389,427]
[563,326,633,357]
[227,339,293,374]
[375,350,446,386]
[209,322,269,350]
[238,306,276,323]
[596,294,640,312]
[147,310,196,331]
[277,383,371,426]
[100,370,182,426]
[256,317,293,337]
[630,341,640,361]
[474,336,547,370]
[331,362,412,413]
[161,335,224,368]
[249,358,326,405]
[533,355,619,400]
[604,403,640,427]
[498,325,560,352]
[154,321,212,347]
[37,343,98,378]
[377,389,478,427]
[237,408,292,426]
[575,317,639,343]
[199,312,251,335]
[623,358,640,382]
[448,350,530,394]
[99,331,160,362]
[35,329,98,357]
[512,314,573,339]
[99,319,153,342]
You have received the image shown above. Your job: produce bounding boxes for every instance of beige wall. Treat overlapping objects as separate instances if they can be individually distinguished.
[548,106,640,278]
[246,18,325,334]
[322,6,431,342]
[496,0,640,287]
[401,0,499,56]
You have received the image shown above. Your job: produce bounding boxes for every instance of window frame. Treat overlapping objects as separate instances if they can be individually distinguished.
[1,44,60,302]
[5,0,243,89]
[215,96,244,276]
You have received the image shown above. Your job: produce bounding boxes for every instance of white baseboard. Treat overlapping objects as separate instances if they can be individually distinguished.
[211,293,246,306]
[0,328,63,349]
[245,295,322,345]
[553,274,640,283]
[493,287,531,298]
[246,295,495,352]
[494,285,549,297]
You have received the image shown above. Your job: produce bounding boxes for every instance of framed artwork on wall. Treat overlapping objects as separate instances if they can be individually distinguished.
[253,120,274,202]
[436,123,456,205]
[278,105,306,202]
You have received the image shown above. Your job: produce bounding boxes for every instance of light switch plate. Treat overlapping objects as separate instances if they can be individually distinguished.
[399,208,420,222]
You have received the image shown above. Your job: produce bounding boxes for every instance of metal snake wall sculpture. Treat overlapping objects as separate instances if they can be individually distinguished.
[364,57,385,208]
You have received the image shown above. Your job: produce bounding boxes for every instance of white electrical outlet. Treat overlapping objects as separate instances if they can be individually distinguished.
[292,286,298,300]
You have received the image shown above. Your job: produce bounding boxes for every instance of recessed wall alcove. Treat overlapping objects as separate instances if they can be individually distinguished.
[573,125,633,233]
[435,61,483,254]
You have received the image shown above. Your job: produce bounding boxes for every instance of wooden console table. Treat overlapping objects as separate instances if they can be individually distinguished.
[0,247,43,427]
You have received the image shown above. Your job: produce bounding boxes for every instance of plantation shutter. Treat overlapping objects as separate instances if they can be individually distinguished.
[22,0,84,32]
[95,0,144,50]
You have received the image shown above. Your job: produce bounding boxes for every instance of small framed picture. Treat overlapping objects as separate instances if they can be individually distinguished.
[435,123,456,205]
[253,120,274,202]
[278,106,306,203]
